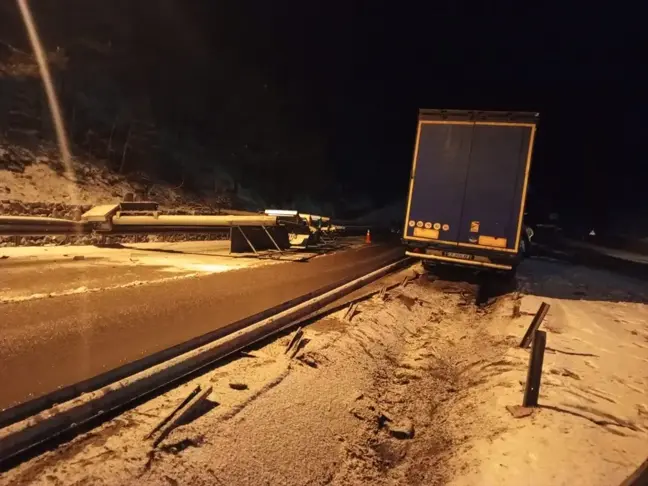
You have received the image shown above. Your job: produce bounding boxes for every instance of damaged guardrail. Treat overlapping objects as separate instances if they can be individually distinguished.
[0,202,313,253]
[0,202,379,253]
[0,216,89,236]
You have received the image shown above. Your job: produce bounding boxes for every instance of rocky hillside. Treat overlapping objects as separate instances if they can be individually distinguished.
[0,1,334,212]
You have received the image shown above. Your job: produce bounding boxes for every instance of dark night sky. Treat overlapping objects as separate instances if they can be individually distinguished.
[2,1,647,231]
[197,1,647,230]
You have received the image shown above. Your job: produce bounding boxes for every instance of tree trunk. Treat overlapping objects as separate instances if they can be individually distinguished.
[118,123,132,173]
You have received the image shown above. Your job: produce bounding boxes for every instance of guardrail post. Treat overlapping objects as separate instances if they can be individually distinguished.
[261,226,283,253]
[522,330,546,407]
[519,302,550,348]
[236,226,258,254]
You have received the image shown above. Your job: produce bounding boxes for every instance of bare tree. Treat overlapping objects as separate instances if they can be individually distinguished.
[118,122,132,173]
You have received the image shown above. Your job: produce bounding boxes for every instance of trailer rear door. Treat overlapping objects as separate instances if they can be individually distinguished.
[404,112,536,253]
[457,124,533,252]
[404,123,473,244]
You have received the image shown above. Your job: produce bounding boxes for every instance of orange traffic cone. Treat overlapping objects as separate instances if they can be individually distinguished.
[365,229,371,244]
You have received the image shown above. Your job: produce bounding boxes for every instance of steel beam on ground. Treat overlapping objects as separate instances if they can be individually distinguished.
[111,214,279,228]
[0,212,306,239]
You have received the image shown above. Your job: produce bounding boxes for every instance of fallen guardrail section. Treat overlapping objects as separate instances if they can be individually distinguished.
[1,202,387,254]
[0,257,410,465]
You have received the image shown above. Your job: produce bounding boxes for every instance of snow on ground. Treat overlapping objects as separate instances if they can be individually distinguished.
[2,260,647,485]
[1,159,158,205]
[0,238,366,303]
[1,138,239,209]
[566,239,648,264]
[0,241,281,303]
[449,259,648,486]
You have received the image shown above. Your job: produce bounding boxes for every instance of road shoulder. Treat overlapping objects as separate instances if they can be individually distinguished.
[4,259,646,485]
[447,260,648,486]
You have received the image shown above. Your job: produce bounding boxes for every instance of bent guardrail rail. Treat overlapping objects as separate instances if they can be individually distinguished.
[0,203,321,253]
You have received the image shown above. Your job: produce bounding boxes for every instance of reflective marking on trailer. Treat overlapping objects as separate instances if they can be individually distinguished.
[433,222,441,230]
[470,221,480,232]
[408,220,416,227]
[442,224,450,231]
[444,251,473,260]
[478,235,507,248]
[416,221,424,228]
[424,222,432,229]
[414,227,439,239]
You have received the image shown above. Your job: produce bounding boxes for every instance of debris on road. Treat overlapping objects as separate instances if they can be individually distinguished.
[145,385,202,441]
[284,327,303,354]
[343,302,358,322]
[152,385,214,448]
[506,404,534,419]
[296,353,319,368]
[387,419,415,440]
[378,284,387,300]
[228,382,248,391]
[378,410,393,426]
[289,336,308,360]
[396,293,416,310]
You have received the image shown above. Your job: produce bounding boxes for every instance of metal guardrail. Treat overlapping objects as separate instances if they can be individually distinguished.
[0,216,89,236]
[111,214,279,229]
[0,203,322,253]
[0,216,281,237]
[0,203,302,237]
[0,203,383,254]
[1,203,376,240]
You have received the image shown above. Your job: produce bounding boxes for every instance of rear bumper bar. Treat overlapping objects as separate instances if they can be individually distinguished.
[405,251,513,270]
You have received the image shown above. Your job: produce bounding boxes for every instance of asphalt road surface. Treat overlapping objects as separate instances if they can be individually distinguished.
[0,242,403,415]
